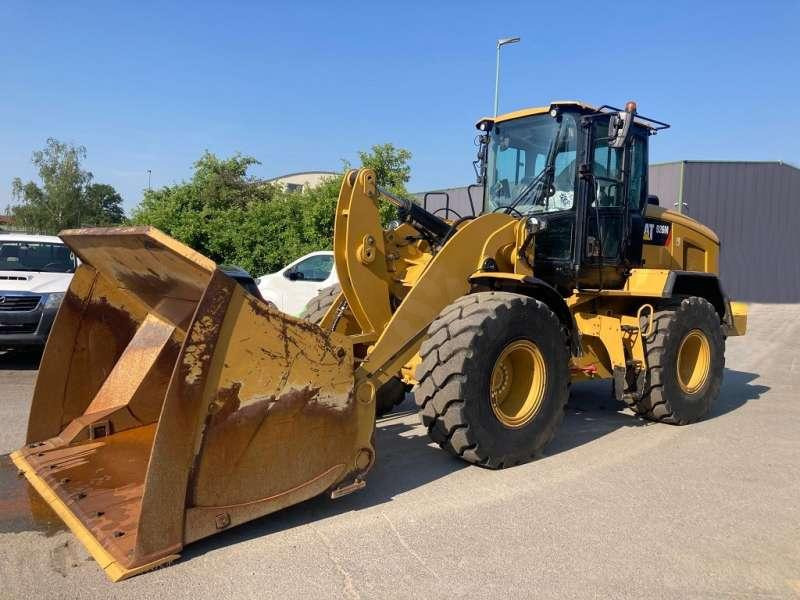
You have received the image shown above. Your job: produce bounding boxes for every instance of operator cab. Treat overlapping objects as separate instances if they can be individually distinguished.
[476,101,669,294]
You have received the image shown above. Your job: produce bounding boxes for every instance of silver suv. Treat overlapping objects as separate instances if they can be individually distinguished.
[0,234,76,348]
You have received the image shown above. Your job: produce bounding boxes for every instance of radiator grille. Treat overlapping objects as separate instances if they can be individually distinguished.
[0,295,42,311]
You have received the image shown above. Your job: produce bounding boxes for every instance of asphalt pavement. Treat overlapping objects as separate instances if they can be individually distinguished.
[0,303,797,599]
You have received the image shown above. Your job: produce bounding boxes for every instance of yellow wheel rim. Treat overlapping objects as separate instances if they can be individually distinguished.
[490,340,547,428]
[677,329,711,394]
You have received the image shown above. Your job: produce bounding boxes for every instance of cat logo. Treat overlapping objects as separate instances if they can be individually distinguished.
[643,220,672,245]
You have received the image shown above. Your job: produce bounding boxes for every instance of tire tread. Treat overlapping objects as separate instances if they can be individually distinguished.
[631,296,725,425]
[413,292,569,468]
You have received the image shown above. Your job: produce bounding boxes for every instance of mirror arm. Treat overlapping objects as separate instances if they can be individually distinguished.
[473,134,489,184]
[609,101,637,149]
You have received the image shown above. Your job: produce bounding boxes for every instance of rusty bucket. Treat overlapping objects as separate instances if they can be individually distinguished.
[11,227,374,581]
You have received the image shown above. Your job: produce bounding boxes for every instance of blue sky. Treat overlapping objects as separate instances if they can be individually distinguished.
[1,1,797,214]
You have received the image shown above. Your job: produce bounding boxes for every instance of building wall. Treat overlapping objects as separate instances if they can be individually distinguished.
[267,171,337,192]
[647,162,683,209]
[650,161,800,303]
[683,162,800,303]
[412,185,482,219]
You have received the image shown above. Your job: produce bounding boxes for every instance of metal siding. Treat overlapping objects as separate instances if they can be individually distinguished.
[412,186,482,219]
[648,163,683,209]
[682,162,800,302]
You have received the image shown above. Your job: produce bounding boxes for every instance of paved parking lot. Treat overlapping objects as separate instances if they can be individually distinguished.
[0,304,798,599]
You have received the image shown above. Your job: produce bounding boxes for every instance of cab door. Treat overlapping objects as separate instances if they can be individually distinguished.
[577,119,648,289]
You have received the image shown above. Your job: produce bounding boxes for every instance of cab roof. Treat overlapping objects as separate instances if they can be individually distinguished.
[479,100,669,131]
[489,100,595,124]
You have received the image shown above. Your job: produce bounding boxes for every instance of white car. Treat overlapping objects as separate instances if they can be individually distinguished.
[256,251,337,316]
[0,233,76,348]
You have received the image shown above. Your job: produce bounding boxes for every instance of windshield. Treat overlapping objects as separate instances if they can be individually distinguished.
[484,112,579,215]
[0,241,77,273]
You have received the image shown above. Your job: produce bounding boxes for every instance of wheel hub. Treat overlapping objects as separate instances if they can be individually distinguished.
[677,329,711,394]
[490,340,546,428]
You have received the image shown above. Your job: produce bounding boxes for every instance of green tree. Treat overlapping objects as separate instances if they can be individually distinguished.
[358,143,412,193]
[84,183,126,225]
[131,143,413,276]
[349,143,413,224]
[11,138,125,232]
[189,151,271,210]
[132,152,282,267]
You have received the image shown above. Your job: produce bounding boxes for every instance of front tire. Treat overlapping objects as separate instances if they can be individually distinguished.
[414,292,570,468]
[633,297,725,424]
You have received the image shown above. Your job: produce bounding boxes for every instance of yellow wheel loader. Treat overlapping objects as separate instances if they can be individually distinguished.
[12,100,747,580]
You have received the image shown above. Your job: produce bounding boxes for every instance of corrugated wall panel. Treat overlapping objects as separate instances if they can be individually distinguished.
[648,163,683,209]
[682,162,800,302]
[412,186,482,219]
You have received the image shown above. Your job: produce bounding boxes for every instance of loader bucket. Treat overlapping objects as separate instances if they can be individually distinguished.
[11,227,374,581]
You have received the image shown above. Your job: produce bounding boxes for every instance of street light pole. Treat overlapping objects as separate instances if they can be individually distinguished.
[147,169,152,191]
[494,36,521,117]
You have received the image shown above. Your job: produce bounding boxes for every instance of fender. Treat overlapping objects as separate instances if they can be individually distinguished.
[665,271,746,336]
[665,271,725,316]
[468,272,581,356]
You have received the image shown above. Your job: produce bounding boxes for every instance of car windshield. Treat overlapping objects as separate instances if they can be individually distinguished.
[484,112,579,215]
[0,241,77,273]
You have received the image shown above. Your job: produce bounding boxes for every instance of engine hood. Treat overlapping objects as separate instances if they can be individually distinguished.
[257,272,281,285]
[646,206,720,245]
[0,271,73,294]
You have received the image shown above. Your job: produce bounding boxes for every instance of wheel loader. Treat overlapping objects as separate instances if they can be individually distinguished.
[12,100,747,581]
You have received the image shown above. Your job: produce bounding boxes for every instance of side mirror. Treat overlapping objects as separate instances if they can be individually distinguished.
[608,101,637,149]
[647,195,660,206]
[286,270,303,281]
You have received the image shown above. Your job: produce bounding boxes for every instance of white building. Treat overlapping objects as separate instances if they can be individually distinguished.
[265,171,337,192]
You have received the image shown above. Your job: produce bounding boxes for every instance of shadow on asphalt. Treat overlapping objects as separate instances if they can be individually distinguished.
[180,367,766,565]
[180,395,466,563]
[0,349,42,371]
[547,378,640,455]
[711,368,769,418]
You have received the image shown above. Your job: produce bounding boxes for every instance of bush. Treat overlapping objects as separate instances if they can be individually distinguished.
[131,144,411,276]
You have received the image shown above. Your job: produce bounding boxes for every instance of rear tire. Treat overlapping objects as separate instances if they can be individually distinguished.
[414,292,570,468]
[632,297,725,424]
[375,376,410,418]
[301,283,407,417]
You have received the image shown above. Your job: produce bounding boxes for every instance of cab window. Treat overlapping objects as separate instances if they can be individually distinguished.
[629,134,647,211]
[591,122,647,210]
[485,113,578,214]
[591,122,625,207]
[495,146,527,188]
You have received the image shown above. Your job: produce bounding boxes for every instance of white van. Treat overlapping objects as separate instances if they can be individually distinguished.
[256,251,337,316]
[0,234,76,348]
